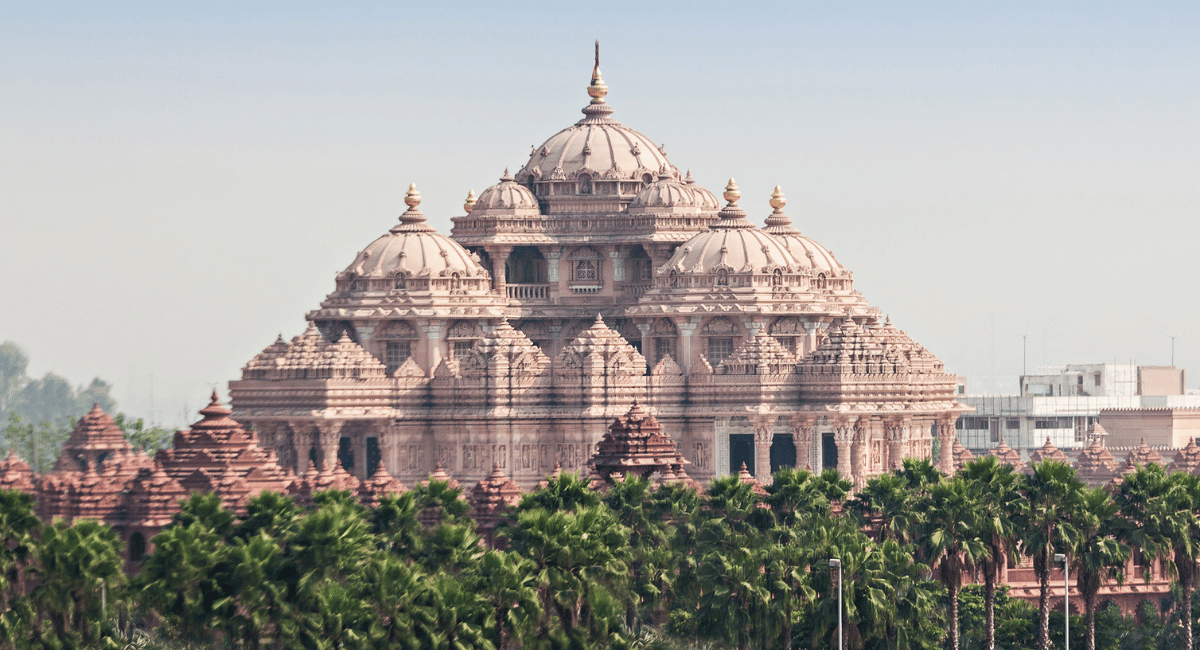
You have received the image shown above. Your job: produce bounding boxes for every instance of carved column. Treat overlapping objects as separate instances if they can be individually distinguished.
[852,418,870,489]
[886,418,910,471]
[423,321,444,375]
[676,319,699,373]
[803,321,822,357]
[749,411,779,485]
[545,247,562,284]
[377,426,396,477]
[487,245,512,292]
[937,414,958,475]
[314,420,343,471]
[608,248,627,282]
[834,418,855,483]
[788,415,815,471]
[284,421,309,473]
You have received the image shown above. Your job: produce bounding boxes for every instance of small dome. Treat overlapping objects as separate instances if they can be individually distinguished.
[761,186,845,275]
[473,170,540,213]
[630,171,702,211]
[342,184,487,280]
[661,180,800,277]
[683,170,721,210]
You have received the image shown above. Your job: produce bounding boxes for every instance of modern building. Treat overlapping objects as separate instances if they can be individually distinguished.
[958,364,1198,457]
[228,55,969,489]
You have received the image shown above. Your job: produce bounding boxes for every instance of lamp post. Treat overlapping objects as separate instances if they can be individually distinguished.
[1019,333,1029,379]
[1169,334,1178,367]
[830,558,842,650]
[1055,553,1069,650]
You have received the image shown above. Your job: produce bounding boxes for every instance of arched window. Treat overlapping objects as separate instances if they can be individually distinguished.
[446,320,481,360]
[377,321,417,374]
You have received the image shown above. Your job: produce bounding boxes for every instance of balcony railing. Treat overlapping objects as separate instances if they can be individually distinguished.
[506,283,550,300]
[623,283,652,299]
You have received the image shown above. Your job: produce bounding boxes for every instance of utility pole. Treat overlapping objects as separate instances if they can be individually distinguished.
[1169,334,1178,367]
[1019,334,1029,393]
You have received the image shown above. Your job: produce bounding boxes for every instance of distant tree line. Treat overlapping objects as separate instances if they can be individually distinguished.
[1,458,1198,650]
[0,341,173,472]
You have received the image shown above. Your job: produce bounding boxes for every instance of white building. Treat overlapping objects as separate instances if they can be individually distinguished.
[958,364,1197,457]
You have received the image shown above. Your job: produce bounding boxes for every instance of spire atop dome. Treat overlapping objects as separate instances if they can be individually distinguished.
[463,189,477,214]
[581,41,615,123]
[392,183,435,233]
[763,185,801,235]
[709,178,755,230]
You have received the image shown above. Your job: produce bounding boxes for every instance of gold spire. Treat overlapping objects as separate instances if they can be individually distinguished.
[463,190,477,214]
[404,183,421,209]
[769,186,786,211]
[587,40,608,105]
[722,179,741,206]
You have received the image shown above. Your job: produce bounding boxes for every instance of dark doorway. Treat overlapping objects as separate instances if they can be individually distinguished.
[338,436,354,473]
[366,437,381,476]
[822,433,838,472]
[730,434,754,475]
[129,532,146,562]
[770,434,796,474]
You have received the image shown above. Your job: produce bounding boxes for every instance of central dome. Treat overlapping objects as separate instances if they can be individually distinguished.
[515,63,674,186]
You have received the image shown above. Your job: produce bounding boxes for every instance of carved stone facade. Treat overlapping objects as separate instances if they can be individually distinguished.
[226,58,971,490]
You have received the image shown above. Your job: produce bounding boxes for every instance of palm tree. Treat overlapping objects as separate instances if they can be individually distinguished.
[1017,460,1085,650]
[1113,464,1200,650]
[469,550,542,650]
[213,533,293,649]
[33,518,126,646]
[237,490,301,541]
[1069,486,1129,650]
[920,477,988,650]
[959,455,1023,650]
[518,471,600,513]
[134,521,228,644]
[172,491,236,538]
[852,472,921,544]
[502,504,631,647]
[0,489,39,606]
[766,466,832,525]
[604,476,674,632]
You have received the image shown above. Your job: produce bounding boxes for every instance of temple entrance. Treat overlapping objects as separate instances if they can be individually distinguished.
[822,433,837,472]
[770,434,796,473]
[730,434,754,475]
[129,532,146,562]
[338,437,354,473]
[366,437,380,476]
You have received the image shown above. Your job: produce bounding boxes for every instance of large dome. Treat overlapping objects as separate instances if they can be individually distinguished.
[760,187,846,275]
[341,184,487,281]
[661,180,800,277]
[515,65,673,185]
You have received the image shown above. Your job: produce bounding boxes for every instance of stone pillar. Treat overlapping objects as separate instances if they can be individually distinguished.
[545,247,562,284]
[355,322,377,358]
[937,415,958,474]
[789,415,815,471]
[609,248,627,282]
[284,421,308,473]
[423,321,444,375]
[647,244,673,271]
[886,418,910,472]
[749,412,779,485]
[802,321,821,357]
[834,422,854,483]
[676,319,699,372]
[377,426,396,477]
[315,420,343,471]
[852,418,869,489]
[636,322,652,365]
[488,245,512,292]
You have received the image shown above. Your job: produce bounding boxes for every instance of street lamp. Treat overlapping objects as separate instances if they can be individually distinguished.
[829,558,843,650]
[1019,333,1029,379]
[1169,334,1179,367]
[1055,553,1069,650]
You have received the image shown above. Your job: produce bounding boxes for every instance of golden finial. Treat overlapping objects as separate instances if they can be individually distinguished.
[404,183,422,209]
[770,186,786,212]
[463,190,477,214]
[587,40,608,104]
[723,178,741,205]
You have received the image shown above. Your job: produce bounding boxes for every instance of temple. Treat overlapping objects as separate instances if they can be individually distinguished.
[228,55,970,490]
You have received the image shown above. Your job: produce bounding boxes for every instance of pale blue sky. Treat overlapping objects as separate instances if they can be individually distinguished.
[3,2,1198,424]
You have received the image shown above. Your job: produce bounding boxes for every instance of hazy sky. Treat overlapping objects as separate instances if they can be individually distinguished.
[3,2,1198,426]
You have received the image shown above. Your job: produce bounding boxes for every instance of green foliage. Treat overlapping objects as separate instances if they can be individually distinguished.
[2,412,70,473]
[113,413,175,453]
